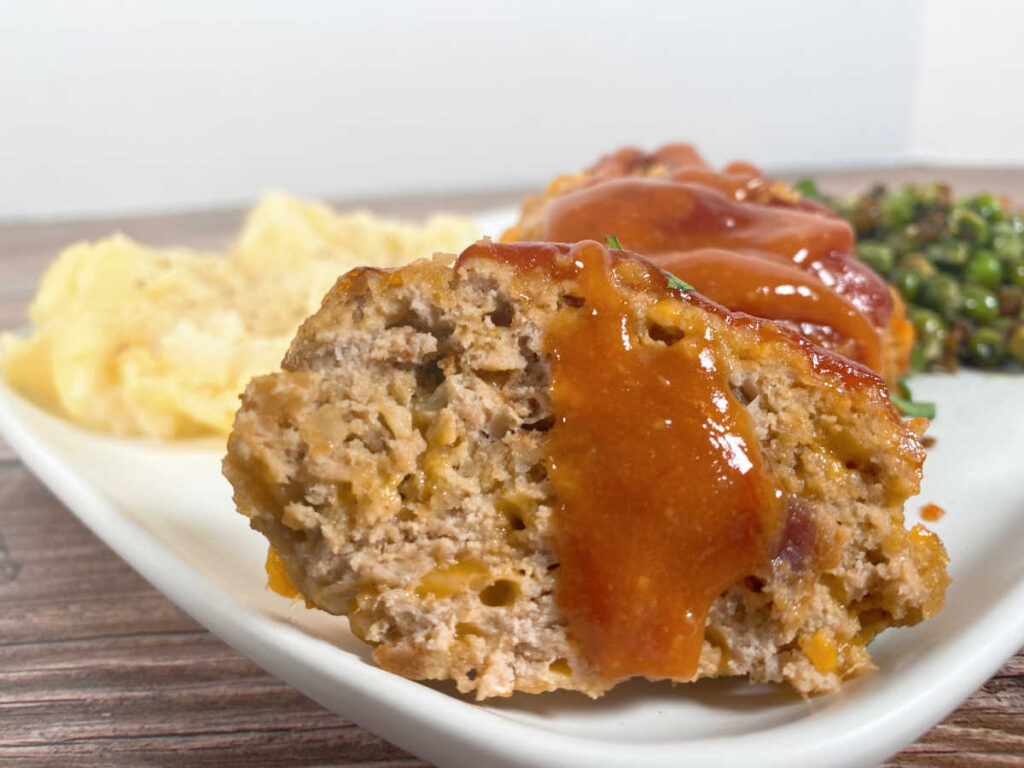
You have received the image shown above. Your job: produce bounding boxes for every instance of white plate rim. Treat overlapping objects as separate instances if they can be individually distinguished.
[2,358,1024,768]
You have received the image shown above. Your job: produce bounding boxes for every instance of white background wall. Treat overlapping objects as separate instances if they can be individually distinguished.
[0,0,1021,219]
[912,2,1024,164]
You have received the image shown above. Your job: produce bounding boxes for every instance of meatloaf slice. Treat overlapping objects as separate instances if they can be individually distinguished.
[223,239,948,699]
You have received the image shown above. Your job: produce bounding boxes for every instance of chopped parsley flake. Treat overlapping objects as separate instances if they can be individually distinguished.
[664,271,695,292]
[890,379,936,419]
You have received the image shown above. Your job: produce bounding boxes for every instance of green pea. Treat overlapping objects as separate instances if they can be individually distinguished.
[891,266,924,302]
[963,250,1003,288]
[909,306,947,334]
[900,252,937,277]
[881,188,916,228]
[968,326,1005,366]
[921,273,963,318]
[969,193,1003,220]
[993,232,1024,260]
[1006,258,1024,288]
[857,241,895,275]
[925,239,970,268]
[962,285,1001,324]
[991,221,1019,239]
[885,229,916,253]
[950,207,989,244]
[909,307,948,362]
[1010,326,1024,363]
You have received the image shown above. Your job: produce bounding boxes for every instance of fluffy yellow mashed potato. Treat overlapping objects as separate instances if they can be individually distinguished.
[0,192,477,438]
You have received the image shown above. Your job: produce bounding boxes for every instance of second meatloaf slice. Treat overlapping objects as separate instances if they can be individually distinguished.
[223,238,949,700]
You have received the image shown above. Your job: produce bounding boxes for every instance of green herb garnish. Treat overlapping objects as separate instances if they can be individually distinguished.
[793,179,827,203]
[664,271,695,292]
[605,235,694,290]
[890,396,937,419]
[890,378,936,419]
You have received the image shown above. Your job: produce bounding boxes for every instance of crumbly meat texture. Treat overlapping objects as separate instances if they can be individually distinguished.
[224,252,948,700]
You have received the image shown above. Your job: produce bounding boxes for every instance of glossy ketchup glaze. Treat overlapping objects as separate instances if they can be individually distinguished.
[655,248,883,372]
[583,144,833,214]
[459,239,785,682]
[543,176,893,330]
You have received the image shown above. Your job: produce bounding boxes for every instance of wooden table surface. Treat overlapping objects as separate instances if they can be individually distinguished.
[1,170,1022,767]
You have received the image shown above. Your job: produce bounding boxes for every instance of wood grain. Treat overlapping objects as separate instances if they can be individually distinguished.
[1,175,1022,767]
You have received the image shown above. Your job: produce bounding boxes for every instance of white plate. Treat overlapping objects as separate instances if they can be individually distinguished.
[2,210,1024,767]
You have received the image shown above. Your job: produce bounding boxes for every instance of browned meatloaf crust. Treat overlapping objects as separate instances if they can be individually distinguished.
[223,241,948,700]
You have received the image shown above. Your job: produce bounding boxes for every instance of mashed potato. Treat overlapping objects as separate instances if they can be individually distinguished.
[0,192,477,438]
